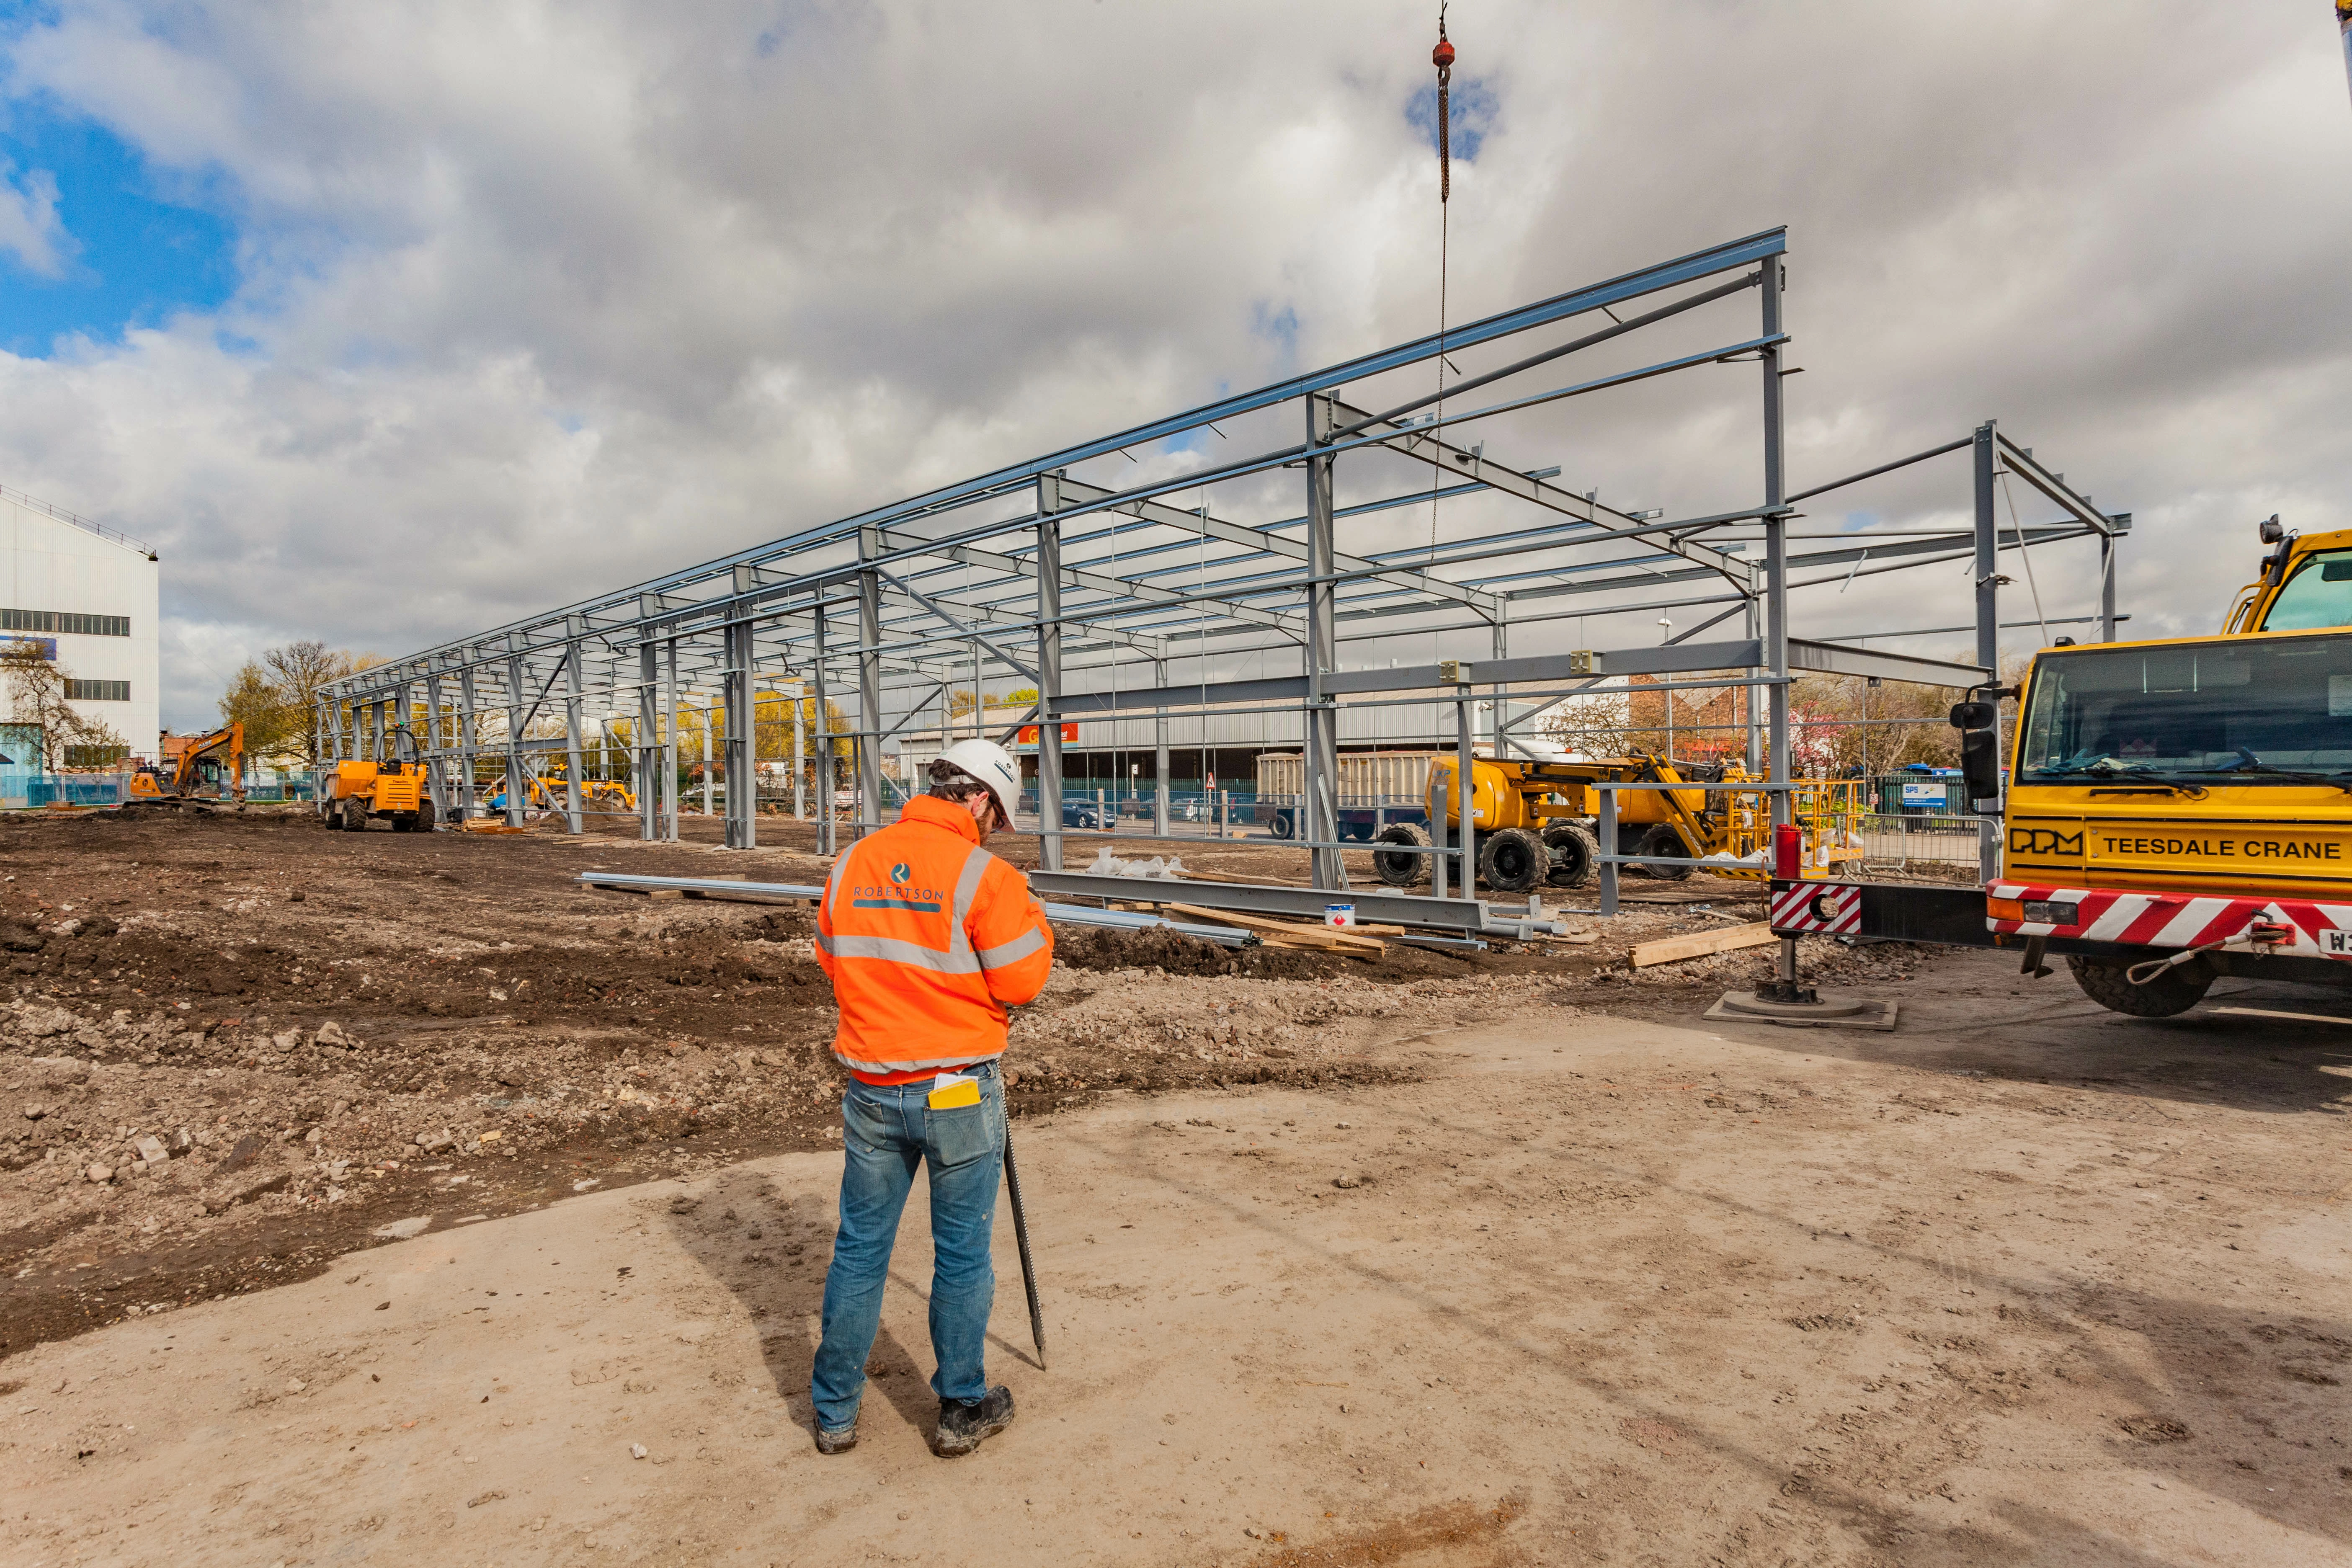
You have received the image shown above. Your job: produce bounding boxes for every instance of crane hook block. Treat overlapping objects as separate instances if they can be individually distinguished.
[1432,38,1455,69]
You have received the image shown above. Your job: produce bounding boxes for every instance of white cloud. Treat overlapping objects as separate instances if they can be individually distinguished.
[0,155,68,275]
[0,0,2346,727]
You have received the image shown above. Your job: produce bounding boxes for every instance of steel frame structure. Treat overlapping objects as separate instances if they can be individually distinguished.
[317,228,2123,900]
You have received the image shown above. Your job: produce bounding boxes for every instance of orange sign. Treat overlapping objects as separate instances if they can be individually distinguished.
[1017,723,1080,745]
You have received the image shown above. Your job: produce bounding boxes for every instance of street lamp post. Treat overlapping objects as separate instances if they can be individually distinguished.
[1657,616,1674,761]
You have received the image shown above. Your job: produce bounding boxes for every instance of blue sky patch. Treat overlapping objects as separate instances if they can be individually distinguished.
[1406,75,1497,165]
[0,107,239,357]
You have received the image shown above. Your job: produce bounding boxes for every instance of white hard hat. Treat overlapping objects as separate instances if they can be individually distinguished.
[937,737,1023,825]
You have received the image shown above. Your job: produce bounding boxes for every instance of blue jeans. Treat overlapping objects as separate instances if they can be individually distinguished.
[810,1060,1004,1432]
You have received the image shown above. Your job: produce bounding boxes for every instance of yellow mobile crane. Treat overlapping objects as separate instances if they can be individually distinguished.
[1784,515,2352,1017]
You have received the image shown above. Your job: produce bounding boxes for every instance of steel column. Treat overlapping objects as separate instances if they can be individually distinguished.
[813,608,833,855]
[1489,615,1510,760]
[422,673,450,825]
[1973,421,1999,673]
[1036,474,1066,870]
[723,589,756,850]
[562,637,585,835]
[456,664,479,821]
[1455,690,1477,893]
[504,652,526,828]
[637,639,660,841]
[792,677,805,820]
[663,639,680,841]
[857,535,885,838]
[699,703,713,818]
[2099,531,2117,642]
[1303,394,1346,890]
[1152,656,1170,838]
[1761,253,1795,988]
[1972,420,2001,885]
[1743,564,1762,774]
[1761,252,1791,812]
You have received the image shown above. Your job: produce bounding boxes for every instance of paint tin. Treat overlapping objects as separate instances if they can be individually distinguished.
[1324,903,1356,928]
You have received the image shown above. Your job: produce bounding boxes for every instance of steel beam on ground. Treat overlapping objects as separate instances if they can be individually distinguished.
[1024,872,1490,933]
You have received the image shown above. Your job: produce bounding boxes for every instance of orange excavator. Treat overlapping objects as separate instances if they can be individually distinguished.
[129,723,244,802]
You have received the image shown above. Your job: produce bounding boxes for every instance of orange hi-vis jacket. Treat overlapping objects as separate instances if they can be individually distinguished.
[815,794,1055,1083]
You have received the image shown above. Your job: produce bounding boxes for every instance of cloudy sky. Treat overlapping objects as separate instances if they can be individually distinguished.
[0,1,2347,730]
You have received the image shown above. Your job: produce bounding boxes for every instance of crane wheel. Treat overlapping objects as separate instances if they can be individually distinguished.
[1371,822,1432,887]
[340,801,366,833]
[1478,827,1547,894]
[2066,954,2212,1017]
[1542,824,1599,888]
[1630,824,1695,880]
[418,798,438,833]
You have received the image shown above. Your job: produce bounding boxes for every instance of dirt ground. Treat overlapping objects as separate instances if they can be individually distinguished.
[0,803,1853,1360]
[3,806,2348,1565]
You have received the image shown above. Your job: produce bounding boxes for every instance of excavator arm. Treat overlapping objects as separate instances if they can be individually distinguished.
[146,722,243,799]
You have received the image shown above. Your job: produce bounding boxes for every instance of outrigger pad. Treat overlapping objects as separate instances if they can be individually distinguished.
[1703,989,1898,1032]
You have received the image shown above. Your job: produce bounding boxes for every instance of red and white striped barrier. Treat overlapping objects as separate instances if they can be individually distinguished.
[1769,881,1862,937]
[1986,881,2352,960]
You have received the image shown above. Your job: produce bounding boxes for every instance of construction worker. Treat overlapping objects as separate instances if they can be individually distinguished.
[808,737,1052,1458]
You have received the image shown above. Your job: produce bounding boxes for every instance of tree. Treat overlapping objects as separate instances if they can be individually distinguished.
[947,689,999,719]
[251,641,379,766]
[217,661,296,763]
[3,645,128,771]
[1001,687,1039,707]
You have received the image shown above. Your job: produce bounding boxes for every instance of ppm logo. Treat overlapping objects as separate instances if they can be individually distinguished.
[2008,828,2084,857]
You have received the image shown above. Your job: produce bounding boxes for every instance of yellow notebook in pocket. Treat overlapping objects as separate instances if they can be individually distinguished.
[926,1074,981,1110]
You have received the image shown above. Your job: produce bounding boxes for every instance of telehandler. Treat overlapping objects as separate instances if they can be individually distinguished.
[1373,753,1860,893]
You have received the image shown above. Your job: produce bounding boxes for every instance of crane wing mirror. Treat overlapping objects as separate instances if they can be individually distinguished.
[1958,729,2001,807]
[2259,513,2284,544]
[1948,701,1996,732]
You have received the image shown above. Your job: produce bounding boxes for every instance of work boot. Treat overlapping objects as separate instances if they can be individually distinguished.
[814,1424,858,1455]
[931,1386,1015,1457]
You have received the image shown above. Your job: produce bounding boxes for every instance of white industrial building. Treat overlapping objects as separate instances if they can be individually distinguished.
[0,484,160,767]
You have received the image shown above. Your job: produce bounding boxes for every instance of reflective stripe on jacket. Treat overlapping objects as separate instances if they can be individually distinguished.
[815,793,1054,1081]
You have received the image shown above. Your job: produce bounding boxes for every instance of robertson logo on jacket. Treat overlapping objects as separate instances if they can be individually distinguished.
[850,869,946,913]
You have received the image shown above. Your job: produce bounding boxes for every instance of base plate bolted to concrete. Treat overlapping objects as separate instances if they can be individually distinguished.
[1702,989,1900,1032]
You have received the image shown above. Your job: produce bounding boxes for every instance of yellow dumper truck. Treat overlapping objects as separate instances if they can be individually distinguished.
[322,727,436,833]
[1775,516,2352,1016]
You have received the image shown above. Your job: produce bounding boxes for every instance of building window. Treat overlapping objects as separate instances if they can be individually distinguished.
[64,743,129,767]
[64,679,130,701]
[2,609,130,637]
